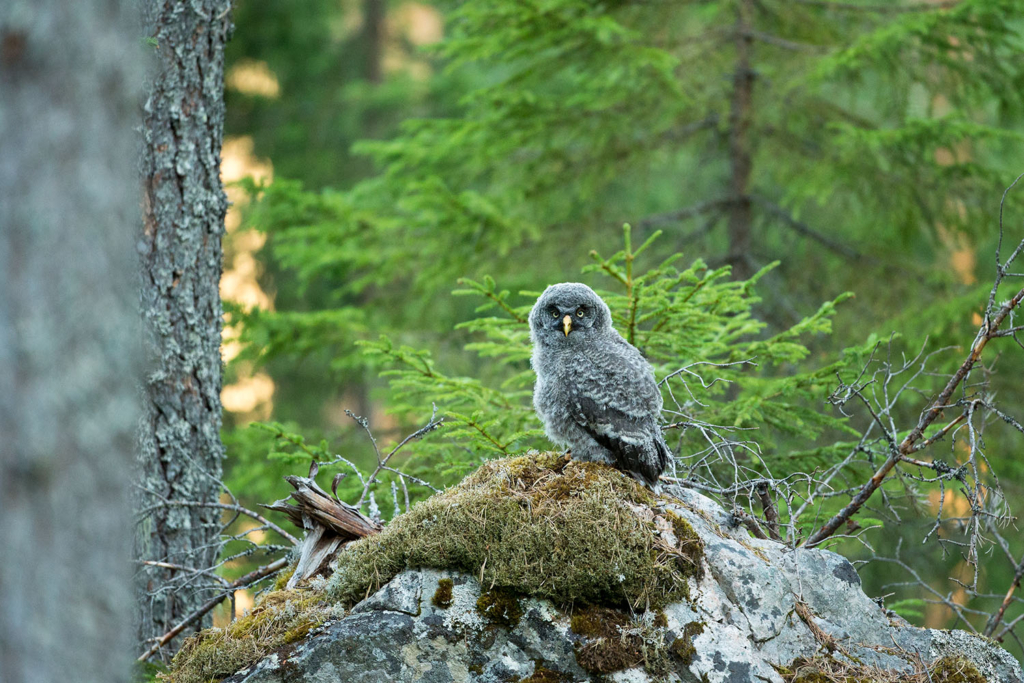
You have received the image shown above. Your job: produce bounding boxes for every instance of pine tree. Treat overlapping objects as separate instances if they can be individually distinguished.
[253,0,1022,288]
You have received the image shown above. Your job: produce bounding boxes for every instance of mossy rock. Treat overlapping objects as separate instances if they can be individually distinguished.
[328,451,704,610]
[162,589,340,683]
[669,620,705,666]
[929,655,987,683]
[777,653,988,683]
[166,453,706,683]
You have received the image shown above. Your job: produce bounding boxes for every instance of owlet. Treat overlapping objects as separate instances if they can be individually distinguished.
[529,282,670,488]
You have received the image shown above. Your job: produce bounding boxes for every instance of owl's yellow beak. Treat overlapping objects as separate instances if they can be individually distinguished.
[562,314,572,336]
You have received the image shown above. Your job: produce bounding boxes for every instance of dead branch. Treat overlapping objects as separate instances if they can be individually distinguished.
[730,508,769,540]
[984,550,1024,638]
[755,482,782,541]
[136,499,299,545]
[261,409,443,589]
[262,458,383,589]
[750,194,864,261]
[635,197,732,231]
[790,0,961,12]
[804,278,1024,548]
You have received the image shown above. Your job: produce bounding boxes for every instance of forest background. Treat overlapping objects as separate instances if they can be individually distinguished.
[170,0,1024,671]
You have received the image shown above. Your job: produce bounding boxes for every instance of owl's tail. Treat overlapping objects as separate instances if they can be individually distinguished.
[627,435,672,490]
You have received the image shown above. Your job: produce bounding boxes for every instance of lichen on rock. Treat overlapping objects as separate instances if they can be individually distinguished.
[476,587,524,628]
[327,451,704,610]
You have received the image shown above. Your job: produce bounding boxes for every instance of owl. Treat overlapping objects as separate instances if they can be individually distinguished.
[529,282,670,488]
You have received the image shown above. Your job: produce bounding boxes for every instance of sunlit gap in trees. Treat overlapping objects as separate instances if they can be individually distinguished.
[220,136,275,419]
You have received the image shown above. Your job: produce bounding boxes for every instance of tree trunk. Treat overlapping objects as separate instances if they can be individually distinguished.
[0,2,142,682]
[364,0,385,84]
[727,0,755,279]
[135,0,233,658]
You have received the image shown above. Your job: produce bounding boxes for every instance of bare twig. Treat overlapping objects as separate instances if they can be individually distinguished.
[137,500,299,545]
[805,280,1024,548]
[984,550,1024,638]
[635,197,732,231]
[349,404,443,508]
[136,557,290,663]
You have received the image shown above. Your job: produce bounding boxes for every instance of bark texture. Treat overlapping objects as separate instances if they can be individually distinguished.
[0,2,142,682]
[135,0,233,657]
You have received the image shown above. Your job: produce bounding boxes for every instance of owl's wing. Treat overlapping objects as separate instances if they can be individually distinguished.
[567,338,668,485]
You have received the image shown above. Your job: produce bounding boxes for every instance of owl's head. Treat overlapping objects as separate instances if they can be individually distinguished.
[529,282,612,346]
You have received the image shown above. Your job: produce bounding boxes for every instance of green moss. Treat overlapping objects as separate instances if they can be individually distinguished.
[477,587,523,628]
[669,620,705,665]
[662,510,705,581]
[272,565,296,591]
[517,661,571,682]
[163,589,340,683]
[929,655,986,683]
[569,605,673,676]
[570,606,631,639]
[574,634,645,675]
[328,452,702,610]
[432,578,454,609]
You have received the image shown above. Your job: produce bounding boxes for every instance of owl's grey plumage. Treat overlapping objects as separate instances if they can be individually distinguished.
[530,282,670,488]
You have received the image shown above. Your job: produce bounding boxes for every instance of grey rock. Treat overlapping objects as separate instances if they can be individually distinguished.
[701,536,792,642]
[227,489,1023,683]
[688,622,784,683]
[350,570,423,616]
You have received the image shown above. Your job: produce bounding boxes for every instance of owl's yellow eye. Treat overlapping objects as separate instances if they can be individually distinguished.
[576,307,585,318]
[551,310,559,319]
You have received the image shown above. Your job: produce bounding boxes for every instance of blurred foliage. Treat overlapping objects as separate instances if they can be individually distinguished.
[219,0,1024,660]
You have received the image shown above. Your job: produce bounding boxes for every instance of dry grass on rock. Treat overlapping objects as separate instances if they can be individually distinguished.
[777,654,988,683]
